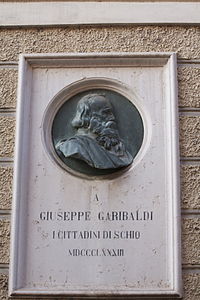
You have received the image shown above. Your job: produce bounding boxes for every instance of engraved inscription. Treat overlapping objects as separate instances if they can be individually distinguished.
[37,208,153,258]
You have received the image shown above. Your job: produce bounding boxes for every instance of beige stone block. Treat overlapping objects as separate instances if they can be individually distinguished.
[181,165,200,210]
[0,273,8,300]
[0,26,200,61]
[180,116,200,157]
[0,167,13,210]
[0,220,10,264]
[1,272,200,300]
[183,272,200,299]
[178,66,200,108]
[0,116,15,158]
[0,272,54,300]
[0,272,199,300]
[182,218,200,265]
[0,68,18,109]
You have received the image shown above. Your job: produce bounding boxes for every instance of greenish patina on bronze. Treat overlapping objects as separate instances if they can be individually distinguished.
[52,89,144,176]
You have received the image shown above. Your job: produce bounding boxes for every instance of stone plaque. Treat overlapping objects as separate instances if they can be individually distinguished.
[9,53,182,298]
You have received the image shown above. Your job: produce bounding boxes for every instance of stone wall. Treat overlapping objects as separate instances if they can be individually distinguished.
[0,25,200,299]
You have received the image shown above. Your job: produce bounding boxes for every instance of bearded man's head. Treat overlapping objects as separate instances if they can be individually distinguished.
[72,94,125,156]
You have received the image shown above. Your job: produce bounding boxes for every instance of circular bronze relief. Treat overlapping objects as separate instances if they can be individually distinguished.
[52,89,144,177]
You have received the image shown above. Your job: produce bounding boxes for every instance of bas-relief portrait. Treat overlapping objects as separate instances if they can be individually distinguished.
[52,89,144,176]
[56,94,133,170]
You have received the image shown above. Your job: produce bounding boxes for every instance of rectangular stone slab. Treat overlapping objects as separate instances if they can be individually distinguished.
[9,53,182,298]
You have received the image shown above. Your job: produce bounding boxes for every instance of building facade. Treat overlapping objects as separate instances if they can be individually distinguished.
[0,1,200,299]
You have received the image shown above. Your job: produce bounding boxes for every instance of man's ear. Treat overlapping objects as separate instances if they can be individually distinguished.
[81,104,90,128]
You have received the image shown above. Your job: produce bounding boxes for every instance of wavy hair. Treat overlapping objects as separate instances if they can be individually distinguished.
[72,94,125,156]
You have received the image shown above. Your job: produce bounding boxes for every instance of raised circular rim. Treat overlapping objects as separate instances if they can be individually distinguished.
[41,77,151,180]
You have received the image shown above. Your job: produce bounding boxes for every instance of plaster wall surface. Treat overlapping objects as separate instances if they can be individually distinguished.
[0,26,200,61]
[0,24,200,299]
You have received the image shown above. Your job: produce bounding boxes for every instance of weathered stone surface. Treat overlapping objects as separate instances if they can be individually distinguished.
[0,220,10,264]
[0,273,8,300]
[182,218,200,265]
[180,116,200,157]
[0,272,55,300]
[181,165,200,210]
[178,66,200,108]
[0,26,200,61]
[183,272,200,299]
[0,25,199,299]
[1,272,199,300]
[0,116,15,158]
[0,68,18,109]
[0,167,13,210]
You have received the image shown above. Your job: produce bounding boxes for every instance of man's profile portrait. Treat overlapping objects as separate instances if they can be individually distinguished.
[55,94,133,170]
